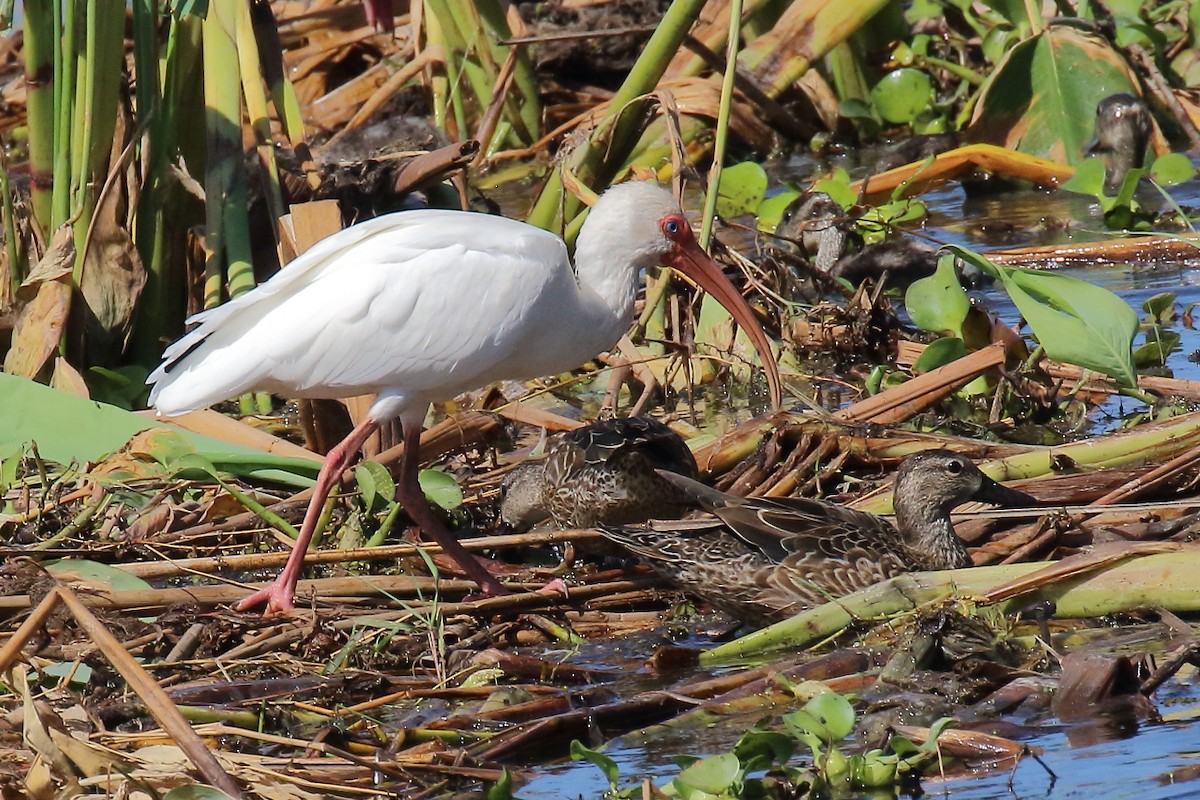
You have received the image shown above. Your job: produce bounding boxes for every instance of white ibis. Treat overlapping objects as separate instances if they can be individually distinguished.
[148,181,782,615]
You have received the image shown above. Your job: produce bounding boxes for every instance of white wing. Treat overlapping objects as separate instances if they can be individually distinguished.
[149,209,582,415]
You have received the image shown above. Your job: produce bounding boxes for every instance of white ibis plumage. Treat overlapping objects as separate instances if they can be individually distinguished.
[148,181,782,615]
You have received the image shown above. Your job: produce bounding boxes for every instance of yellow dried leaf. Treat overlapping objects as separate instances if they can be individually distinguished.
[51,357,90,399]
[21,224,74,288]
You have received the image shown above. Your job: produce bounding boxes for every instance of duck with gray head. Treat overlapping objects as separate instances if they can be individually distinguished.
[500,416,699,531]
[1086,93,1152,194]
[599,449,1037,626]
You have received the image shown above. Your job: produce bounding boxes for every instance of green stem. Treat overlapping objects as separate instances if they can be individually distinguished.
[525,0,709,232]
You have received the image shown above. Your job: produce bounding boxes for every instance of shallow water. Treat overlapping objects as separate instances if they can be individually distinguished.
[516,162,1200,799]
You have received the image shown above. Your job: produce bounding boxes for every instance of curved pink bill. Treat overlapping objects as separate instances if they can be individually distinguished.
[665,231,783,410]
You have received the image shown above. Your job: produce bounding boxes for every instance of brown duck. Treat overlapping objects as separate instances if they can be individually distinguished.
[500,416,699,530]
[599,449,1037,625]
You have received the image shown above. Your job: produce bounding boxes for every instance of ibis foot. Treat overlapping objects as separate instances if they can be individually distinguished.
[236,579,299,616]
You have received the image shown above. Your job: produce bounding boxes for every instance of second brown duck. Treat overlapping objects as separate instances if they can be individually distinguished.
[599,449,1037,625]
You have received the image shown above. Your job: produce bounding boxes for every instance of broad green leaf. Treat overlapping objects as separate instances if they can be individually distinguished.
[970,26,1138,165]
[673,752,741,794]
[804,692,855,740]
[36,662,93,686]
[947,246,1137,386]
[46,560,157,622]
[913,337,968,374]
[870,68,934,124]
[570,740,621,788]
[1133,329,1180,367]
[714,162,768,219]
[755,190,801,233]
[905,253,969,337]
[1142,292,1177,323]
[0,374,317,487]
[46,559,154,593]
[1061,158,1108,199]
[734,729,795,771]
[850,752,897,787]
[486,768,518,800]
[355,460,395,512]
[1150,153,1197,187]
[811,168,856,210]
[418,468,463,511]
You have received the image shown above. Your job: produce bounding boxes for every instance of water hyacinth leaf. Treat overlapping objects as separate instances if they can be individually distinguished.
[1132,329,1180,367]
[969,26,1139,165]
[485,768,518,800]
[355,460,395,512]
[1150,153,1197,187]
[36,662,94,687]
[570,740,620,788]
[46,560,154,594]
[1060,158,1108,199]
[913,337,968,373]
[803,692,855,740]
[905,253,969,337]
[673,752,741,794]
[946,245,1137,386]
[811,168,856,209]
[418,468,463,511]
[870,68,934,124]
[1143,292,1177,322]
[734,729,795,771]
[755,190,801,232]
[715,162,768,219]
[851,752,898,787]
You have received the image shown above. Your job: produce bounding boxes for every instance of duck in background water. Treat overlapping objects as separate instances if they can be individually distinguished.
[599,450,1038,626]
[1085,93,1152,194]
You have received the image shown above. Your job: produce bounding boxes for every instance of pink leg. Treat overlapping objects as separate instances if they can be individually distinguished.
[394,421,510,597]
[237,418,381,615]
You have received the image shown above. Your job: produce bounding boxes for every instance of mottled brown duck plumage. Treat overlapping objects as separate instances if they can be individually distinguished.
[500,416,698,530]
[600,449,1037,625]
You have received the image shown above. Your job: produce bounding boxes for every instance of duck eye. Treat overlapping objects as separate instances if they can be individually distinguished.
[946,460,963,474]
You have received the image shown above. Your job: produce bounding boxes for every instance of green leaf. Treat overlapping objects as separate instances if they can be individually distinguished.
[850,751,897,787]
[734,729,795,772]
[162,787,237,800]
[36,662,93,687]
[946,245,1137,386]
[714,162,768,219]
[1150,153,1197,187]
[1061,158,1108,199]
[1143,292,1177,322]
[755,191,801,233]
[355,460,395,512]
[970,27,1139,165]
[570,740,621,789]
[912,337,968,374]
[673,752,741,794]
[804,692,856,741]
[811,168,856,210]
[0,374,318,488]
[1133,328,1180,367]
[870,68,934,124]
[905,253,969,337]
[418,468,463,511]
[486,767,520,800]
[46,559,154,593]
[46,559,158,623]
